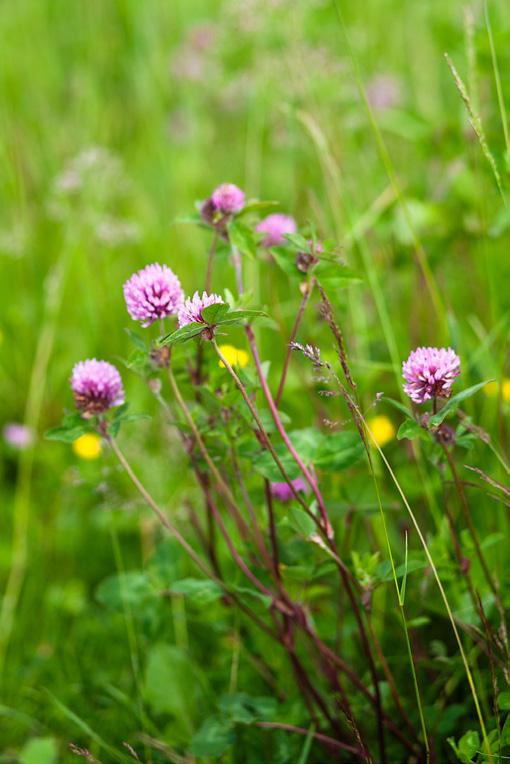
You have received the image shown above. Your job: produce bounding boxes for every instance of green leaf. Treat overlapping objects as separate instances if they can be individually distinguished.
[145,644,203,721]
[45,424,89,443]
[96,571,155,610]
[498,691,510,711]
[271,248,301,276]
[288,506,316,537]
[313,431,364,470]
[107,404,150,436]
[447,730,480,764]
[500,713,510,746]
[169,578,223,604]
[430,380,491,426]
[159,322,204,346]
[237,199,279,218]
[219,693,277,724]
[217,308,267,326]
[123,348,149,374]
[251,428,363,481]
[45,412,93,443]
[173,212,204,226]
[19,738,58,764]
[397,419,423,441]
[458,730,480,762]
[314,260,363,287]
[124,328,147,350]
[201,302,230,324]
[381,397,414,419]
[228,219,257,259]
[252,448,301,482]
[406,616,430,628]
[233,586,272,608]
[283,232,310,251]
[190,715,235,757]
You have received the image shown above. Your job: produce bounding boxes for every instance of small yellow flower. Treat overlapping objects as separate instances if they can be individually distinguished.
[484,379,510,402]
[484,381,499,398]
[367,415,395,447]
[218,344,249,369]
[72,433,102,460]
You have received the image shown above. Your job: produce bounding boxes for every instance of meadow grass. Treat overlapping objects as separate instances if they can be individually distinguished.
[2,0,510,762]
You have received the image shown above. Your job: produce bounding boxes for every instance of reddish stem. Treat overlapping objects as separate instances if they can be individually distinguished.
[245,324,332,537]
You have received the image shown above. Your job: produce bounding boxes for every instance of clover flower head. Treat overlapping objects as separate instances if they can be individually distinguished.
[123,263,183,327]
[402,347,461,404]
[256,213,297,247]
[3,423,34,450]
[210,183,245,215]
[71,359,125,416]
[178,291,224,328]
[270,477,308,502]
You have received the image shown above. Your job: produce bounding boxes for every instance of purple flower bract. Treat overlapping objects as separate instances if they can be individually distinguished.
[71,359,125,416]
[402,346,461,404]
[178,291,224,328]
[270,477,308,502]
[123,263,183,327]
[256,213,297,247]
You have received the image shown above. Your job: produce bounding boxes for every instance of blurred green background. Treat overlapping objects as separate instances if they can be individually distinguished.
[2,0,510,761]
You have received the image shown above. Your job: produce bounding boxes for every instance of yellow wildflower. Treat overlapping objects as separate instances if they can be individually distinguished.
[484,379,510,402]
[72,433,102,460]
[218,344,249,369]
[367,415,395,447]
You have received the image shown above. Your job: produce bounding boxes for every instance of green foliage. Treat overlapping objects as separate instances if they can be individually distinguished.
[19,738,58,764]
[169,577,223,604]
[160,305,267,346]
[252,428,364,481]
[145,644,204,722]
[45,412,94,443]
[228,219,258,259]
[430,381,491,426]
[190,715,236,757]
[447,730,480,763]
[397,418,424,441]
